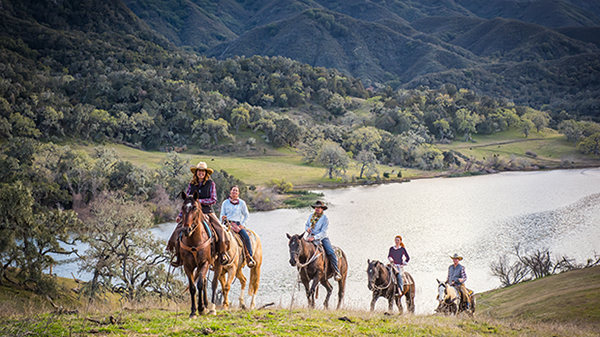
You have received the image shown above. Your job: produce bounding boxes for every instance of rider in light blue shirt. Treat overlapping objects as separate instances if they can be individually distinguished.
[304,201,342,281]
[220,185,256,267]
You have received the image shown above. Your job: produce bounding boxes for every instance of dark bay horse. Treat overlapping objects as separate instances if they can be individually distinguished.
[178,191,218,318]
[367,260,415,314]
[286,232,348,309]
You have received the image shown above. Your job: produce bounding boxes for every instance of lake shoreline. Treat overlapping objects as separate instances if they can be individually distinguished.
[291,163,600,191]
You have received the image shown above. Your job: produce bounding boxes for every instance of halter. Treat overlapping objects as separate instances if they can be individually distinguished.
[369,263,395,291]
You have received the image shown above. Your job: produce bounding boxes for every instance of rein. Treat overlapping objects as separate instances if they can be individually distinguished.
[370,264,395,291]
[295,240,322,269]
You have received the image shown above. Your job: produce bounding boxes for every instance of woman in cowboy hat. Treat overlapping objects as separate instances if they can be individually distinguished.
[167,162,230,267]
[304,201,342,281]
[447,253,471,309]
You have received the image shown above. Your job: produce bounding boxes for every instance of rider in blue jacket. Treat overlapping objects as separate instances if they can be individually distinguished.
[304,201,342,281]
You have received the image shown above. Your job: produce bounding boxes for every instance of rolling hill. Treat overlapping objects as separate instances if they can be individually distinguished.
[121,0,600,120]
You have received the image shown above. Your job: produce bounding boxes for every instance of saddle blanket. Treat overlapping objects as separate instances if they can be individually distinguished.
[401,271,413,285]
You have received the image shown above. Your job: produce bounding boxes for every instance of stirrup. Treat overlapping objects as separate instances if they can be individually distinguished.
[220,253,230,265]
[170,254,182,268]
[334,271,342,281]
[246,256,256,268]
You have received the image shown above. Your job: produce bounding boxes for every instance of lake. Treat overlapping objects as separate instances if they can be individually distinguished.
[71,168,600,314]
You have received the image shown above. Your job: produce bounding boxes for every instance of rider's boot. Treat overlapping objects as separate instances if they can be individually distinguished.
[170,242,183,267]
[334,266,342,281]
[244,246,256,268]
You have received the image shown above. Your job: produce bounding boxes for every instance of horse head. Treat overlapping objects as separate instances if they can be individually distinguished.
[286,232,305,266]
[366,259,382,291]
[179,191,203,237]
[436,279,447,302]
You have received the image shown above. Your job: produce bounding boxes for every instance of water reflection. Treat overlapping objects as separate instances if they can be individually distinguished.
[63,168,600,314]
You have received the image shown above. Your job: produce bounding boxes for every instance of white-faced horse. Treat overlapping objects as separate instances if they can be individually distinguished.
[435,279,460,314]
[436,279,476,315]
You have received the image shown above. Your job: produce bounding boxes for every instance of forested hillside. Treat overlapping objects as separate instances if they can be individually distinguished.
[121,0,600,121]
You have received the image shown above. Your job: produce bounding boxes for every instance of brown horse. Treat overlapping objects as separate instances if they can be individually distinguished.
[178,191,218,318]
[286,232,347,309]
[367,260,415,314]
[217,220,263,310]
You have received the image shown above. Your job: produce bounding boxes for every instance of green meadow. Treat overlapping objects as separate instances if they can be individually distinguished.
[70,127,599,189]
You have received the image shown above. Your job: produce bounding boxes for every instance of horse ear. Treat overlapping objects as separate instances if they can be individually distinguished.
[299,232,305,239]
[367,259,371,264]
[436,278,440,284]
[192,191,199,200]
[180,191,186,200]
[286,233,291,239]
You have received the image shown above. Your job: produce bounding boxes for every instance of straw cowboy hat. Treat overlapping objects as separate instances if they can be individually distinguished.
[450,253,463,261]
[190,162,214,175]
[311,200,328,210]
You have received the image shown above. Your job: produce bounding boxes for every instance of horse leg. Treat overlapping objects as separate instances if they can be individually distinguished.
[197,263,211,315]
[236,264,248,309]
[387,292,395,314]
[210,263,223,307]
[336,278,345,310]
[407,285,415,313]
[370,292,378,311]
[218,267,232,310]
[186,267,198,319]
[306,274,319,308]
[320,278,333,310]
[396,293,404,315]
[248,266,261,310]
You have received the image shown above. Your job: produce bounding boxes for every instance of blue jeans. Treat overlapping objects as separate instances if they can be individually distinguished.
[233,222,252,257]
[396,266,404,292]
[320,238,339,273]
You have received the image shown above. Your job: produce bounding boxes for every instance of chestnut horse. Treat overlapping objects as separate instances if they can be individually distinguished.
[217,220,262,310]
[286,232,348,309]
[367,260,415,314]
[178,191,217,318]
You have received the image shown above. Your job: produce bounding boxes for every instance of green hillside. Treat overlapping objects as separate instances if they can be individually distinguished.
[478,265,600,327]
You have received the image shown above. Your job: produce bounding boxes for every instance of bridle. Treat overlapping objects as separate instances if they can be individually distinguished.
[368,262,394,291]
[438,282,459,305]
[291,237,322,269]
[179,198,212,264]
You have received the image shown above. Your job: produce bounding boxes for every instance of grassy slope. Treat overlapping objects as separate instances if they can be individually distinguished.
[71,142,419,188]
[2,267,600,336]
[438,127,600,169]
[477,265,600,326]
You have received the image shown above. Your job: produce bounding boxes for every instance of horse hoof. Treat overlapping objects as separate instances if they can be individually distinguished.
[209,308,217,315]
[189,314,197,319]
